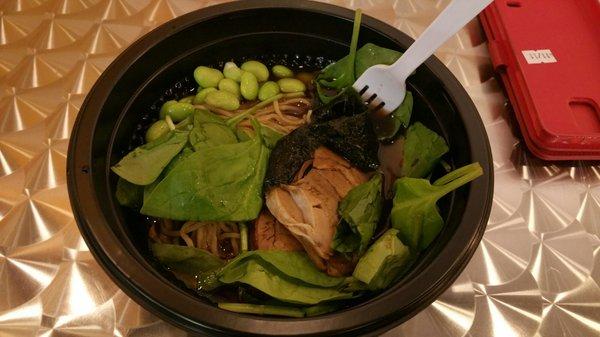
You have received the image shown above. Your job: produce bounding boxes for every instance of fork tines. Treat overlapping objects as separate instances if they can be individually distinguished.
[358,85,386,112]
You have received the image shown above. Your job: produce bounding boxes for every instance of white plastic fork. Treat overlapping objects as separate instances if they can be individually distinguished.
[353,0,493,113]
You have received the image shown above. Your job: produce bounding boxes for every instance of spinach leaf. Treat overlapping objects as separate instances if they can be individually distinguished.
[143,146,194,203]
[317,43,404,96]
[189,109,237,150]
[236,128,251,142]
[316,40,414,139]
[315,10,362,103]
[333,173,383,255]
[141,120,269,221]
[115,177,143,208]
[219,259,353,305]
[199,251,348,304]
[194,108,227,124]
[391,163,483,250]
[111,130,189,185]
[236,125,284,149]
[317,56,353,90]
[331,221,360,253]
[402,122,449,178]
[354,43,403,77]
[354,43,415,133]
[393,91,414,130]
[151,243,224,289]
[153,247,353,304]
[143,181,157,205]
[339,276,369,292]
[261,126,285,149]
[352,229,411,290]
[226,251,345,288]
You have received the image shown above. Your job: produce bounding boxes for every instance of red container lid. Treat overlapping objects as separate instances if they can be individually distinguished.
[479,0,600,160]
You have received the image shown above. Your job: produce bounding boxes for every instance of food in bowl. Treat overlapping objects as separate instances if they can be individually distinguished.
[110,10,483,317]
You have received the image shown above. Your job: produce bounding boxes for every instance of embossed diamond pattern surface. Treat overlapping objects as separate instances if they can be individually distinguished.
[0,1,599,336]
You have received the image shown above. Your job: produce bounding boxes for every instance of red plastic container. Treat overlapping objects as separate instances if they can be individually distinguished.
[480,0,600,160]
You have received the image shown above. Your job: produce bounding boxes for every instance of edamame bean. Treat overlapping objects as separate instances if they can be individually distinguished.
[179,95,194,104]
[241,60,269,82]
[193,87,217,104]
[258,81,280,101]
[240,71,259,100]
[164,102,194,122]
[193,66,223,88]
[223,62,243,82]
[145,120,170,142]
[218,78,241,98]
[272,65,293,78]
[159,100,178,119]
[205,90,240,111]
[277,78,306,93]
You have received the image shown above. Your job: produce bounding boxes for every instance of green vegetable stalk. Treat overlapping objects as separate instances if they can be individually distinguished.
[391,163,483,250]
[315,9,362,102]
[218,303,305,318]
[218,302,341,318]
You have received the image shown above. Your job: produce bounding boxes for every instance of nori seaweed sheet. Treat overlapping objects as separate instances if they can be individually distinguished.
[264,126,321,189]
[264,90,379,190]
[310,113,379,171]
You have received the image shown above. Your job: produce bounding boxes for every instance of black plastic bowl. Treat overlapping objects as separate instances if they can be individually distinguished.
[67,1,493,336]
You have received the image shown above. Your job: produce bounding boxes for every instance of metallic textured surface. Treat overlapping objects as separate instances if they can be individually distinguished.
[0,0,598,336]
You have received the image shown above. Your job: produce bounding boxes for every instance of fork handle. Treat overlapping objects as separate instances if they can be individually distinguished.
[389,0,493,80]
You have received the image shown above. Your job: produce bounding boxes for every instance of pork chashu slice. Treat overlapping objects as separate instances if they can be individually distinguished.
[312,147,366,198]
[266,147,367,271]
[253,210,303,251]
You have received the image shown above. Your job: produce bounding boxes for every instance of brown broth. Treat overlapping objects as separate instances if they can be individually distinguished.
[377,137,405,199]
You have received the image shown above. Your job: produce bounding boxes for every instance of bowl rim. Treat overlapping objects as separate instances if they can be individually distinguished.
[67,0,494,335]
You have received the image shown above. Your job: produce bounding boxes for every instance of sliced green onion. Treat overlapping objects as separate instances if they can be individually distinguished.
[165,115,176,130]
[239,222,248,252]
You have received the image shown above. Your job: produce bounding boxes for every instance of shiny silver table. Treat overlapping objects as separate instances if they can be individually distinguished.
[0,1,598,336]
